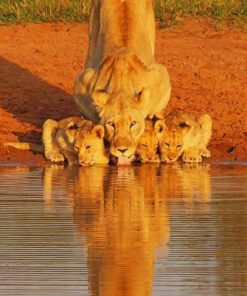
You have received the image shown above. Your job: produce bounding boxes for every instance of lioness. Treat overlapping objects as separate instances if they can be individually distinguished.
[155,110,212,163]
[5,117,109,166]
[135,119,160,163]
[74,0,171,163]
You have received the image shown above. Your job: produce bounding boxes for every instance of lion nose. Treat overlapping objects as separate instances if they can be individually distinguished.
[118,148,128,154]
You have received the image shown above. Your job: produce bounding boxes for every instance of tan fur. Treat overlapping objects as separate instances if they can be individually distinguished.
[5,117,109,166]
[155,110,212,163]
[3,142,43,153]
[74,0,171,159]
[135,119,159,163]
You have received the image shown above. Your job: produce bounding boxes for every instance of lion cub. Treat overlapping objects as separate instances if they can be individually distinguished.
[5,117,109,166]
[154,110,212,163]
[135,119,160,163]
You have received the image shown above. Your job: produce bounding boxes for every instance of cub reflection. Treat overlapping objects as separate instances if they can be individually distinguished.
[73,165,170,296]
[158,163,212,211]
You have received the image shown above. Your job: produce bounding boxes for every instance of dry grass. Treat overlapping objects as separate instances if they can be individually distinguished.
[0,0,246,26]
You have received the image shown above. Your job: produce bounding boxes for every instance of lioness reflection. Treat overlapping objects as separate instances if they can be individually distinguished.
[42,164,212,296]
[73,165,169,296]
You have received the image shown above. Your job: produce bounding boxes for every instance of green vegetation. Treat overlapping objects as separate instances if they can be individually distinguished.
[0,0,91,23]
[0,0,246,25]
[154,0,247,27]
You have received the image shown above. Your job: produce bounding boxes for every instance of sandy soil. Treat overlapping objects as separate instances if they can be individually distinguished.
[0,18,246,166]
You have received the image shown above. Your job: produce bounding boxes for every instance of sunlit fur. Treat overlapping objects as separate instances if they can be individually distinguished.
[47,118,109,166]
[74,0,171,159]
[73,124,109,166]
[5,117,109,166]
[43,117,82,164]
[155,110,212,163]
[4,117,82,164]
[101,92,147,158]
[135,119,159,163]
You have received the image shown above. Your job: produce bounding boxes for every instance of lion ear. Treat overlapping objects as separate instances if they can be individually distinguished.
[154,120,167,136]
[91,125,105,139]
[136,87,150,116]
[91,89,110,110]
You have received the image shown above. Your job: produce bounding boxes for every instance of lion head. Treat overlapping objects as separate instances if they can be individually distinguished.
[73,122,109,166]
[155,120,186,163]
[53,118,108,166]
[92,89,150,161]
[135,120,159,163]
[154,110,212,163]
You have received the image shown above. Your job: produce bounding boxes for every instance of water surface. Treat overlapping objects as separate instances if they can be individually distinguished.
[0,164,246,296]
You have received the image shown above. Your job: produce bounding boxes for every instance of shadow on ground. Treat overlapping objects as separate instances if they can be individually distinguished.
[0,57,79,129]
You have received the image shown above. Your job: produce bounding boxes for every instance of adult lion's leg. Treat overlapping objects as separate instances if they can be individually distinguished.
[140,63,171,119]
[85,0,101,68]
[197,114,213,158]
[74,68,100,122]
[42,119,64,163]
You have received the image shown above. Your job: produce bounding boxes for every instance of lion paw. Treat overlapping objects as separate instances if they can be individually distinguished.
[199,148,211,158]
[182,151,202,163]
[44,150,64,163]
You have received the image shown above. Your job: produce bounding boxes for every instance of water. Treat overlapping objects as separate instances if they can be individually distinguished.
[0,164,246,296]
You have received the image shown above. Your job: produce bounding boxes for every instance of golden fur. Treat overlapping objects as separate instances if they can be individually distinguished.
[135,119,159,163]
[74,0,171,159]
[5,117,109,165]
[155,110,212,163]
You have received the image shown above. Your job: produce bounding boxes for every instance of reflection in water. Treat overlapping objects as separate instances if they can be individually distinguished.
[158,163,212,212]
[44,165,169,296]
[42,163,213,296]
[1,165,247,295]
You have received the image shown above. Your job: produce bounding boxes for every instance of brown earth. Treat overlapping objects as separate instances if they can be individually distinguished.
[0,17,246,167]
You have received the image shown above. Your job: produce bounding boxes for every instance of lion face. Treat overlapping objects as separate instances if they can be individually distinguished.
[74,125,109,166]
[135,124,159,163]
[104,110,145,158]
[95,91,149,159]
[155,120,184,163]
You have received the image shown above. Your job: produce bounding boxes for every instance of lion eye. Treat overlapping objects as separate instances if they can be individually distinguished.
[177,144,182,148]
[107,121,115,128]
[164,143,170,147]
[130,121,137,128]
[86,145,91,150]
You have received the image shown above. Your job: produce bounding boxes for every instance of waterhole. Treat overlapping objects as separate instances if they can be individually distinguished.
[0,164,246,295]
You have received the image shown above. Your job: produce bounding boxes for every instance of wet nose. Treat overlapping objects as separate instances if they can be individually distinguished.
[118,148,128,154]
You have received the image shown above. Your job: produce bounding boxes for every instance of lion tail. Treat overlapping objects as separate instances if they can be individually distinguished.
[4,142,44,154]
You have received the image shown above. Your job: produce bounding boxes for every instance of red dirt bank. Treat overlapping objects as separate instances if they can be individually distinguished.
[0,18,246,166]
